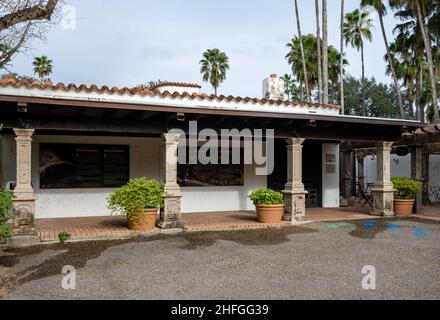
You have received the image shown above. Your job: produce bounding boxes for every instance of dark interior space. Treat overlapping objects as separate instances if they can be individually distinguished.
[267,139,322,208]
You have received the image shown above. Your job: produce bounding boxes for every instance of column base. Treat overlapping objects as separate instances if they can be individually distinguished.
[369,188,394,217]
[282,190,307,222]
[9,227,40,247]
[12,198,35,228]
[158,193,183,229]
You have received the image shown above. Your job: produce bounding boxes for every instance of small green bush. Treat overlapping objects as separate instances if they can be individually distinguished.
[0,223,12,241]
[0,188,13,223]
[249,189,284,206]
[58,231,71,244]
[108,178,164,221]
[391,176,423,200]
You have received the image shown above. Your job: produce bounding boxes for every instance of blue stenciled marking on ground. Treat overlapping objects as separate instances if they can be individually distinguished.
[363,220,378,229]
[386,223,401,231]
[412,228,429,238]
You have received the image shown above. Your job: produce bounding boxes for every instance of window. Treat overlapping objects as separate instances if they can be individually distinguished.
[40,144,129,189]
[177,147,244,187]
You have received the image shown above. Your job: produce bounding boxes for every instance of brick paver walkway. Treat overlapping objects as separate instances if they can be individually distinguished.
[36,216,160,242]
[34,206,439,243]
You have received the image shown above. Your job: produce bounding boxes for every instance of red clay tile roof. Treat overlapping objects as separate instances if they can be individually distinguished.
[149,81,202,91]
[0,78,341,110]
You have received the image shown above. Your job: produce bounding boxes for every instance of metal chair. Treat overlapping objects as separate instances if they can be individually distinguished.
[359,183,373,208]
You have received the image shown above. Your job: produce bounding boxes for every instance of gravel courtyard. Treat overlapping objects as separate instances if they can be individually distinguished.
[1,217,439,300]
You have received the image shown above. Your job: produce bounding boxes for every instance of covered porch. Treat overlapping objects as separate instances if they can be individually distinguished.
[0,79,426,245]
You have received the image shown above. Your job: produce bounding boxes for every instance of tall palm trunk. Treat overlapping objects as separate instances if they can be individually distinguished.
[294,0,310,102]
[417,66,424,121]
[315,0,323,104]
[322,0,329,104]
[406,78,415,118]
[361,42,366,116]
[339,0,345,113]
[415,0,439,122]
[378,12,405,119]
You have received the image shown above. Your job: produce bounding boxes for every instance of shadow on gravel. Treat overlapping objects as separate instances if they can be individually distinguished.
[180,226,316,250]
[0,225,316,295]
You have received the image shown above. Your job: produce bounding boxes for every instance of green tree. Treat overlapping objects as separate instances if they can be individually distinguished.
[390,0,438,122]
[341,75,401,118]
[343,9,374,116]
[361,0,405,119]
[286,34,348,102]
[281,74,300,101]
[199,48,229,95]
[391,0,440,122]
[32,55,53,82]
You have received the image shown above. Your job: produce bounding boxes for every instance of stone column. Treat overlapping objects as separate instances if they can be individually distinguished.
[11,129,38,241]
[282,138,307,222]
[411,145,423,214]
[157,133,183,229]
[370,141,394,216]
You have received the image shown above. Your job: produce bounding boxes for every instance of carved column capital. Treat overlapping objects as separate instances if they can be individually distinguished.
[13,128,35,140]
[162,132,181,145]
[285,137,305,147]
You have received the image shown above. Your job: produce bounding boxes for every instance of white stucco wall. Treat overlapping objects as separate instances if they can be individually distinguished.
[1,134,267,218]
[364,154,411,184]
[364,153,440,202]
[322,143,340,208]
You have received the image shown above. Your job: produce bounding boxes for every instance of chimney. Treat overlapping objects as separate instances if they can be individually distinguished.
[262,74,284,100]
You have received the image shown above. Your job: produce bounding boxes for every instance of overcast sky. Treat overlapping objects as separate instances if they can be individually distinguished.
[12,0,401,98]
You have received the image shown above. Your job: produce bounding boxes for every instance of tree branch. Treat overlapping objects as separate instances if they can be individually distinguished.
[0,0,58,32]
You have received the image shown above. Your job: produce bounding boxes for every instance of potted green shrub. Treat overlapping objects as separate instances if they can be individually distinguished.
[108,178,164,230]
[249,189,284,223]
[0,188,13,242]
[391,176,423,217]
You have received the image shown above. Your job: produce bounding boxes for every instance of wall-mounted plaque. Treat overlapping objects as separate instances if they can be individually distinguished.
[325,153,336,163]
[325,164,336,174]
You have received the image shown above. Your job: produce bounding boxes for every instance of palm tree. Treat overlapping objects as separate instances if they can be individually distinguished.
[286,34,348,101]
[343,9,374,116]
[339,0,345,113]
[361,0,405,119]
[199,49,229,95]
[33,56,53,83]
[385,42,418,117]
[391,1,438,122]
[322,0,329,104]
[281,74,293,100]
[281,74,300,101]
[315,0,323,104]
[294,0,310,102]
[390,0,439,122]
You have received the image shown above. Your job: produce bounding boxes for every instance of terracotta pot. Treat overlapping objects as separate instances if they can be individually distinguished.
[127,208,158,230]
[256,205,284,223]
[394,199,415,217]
